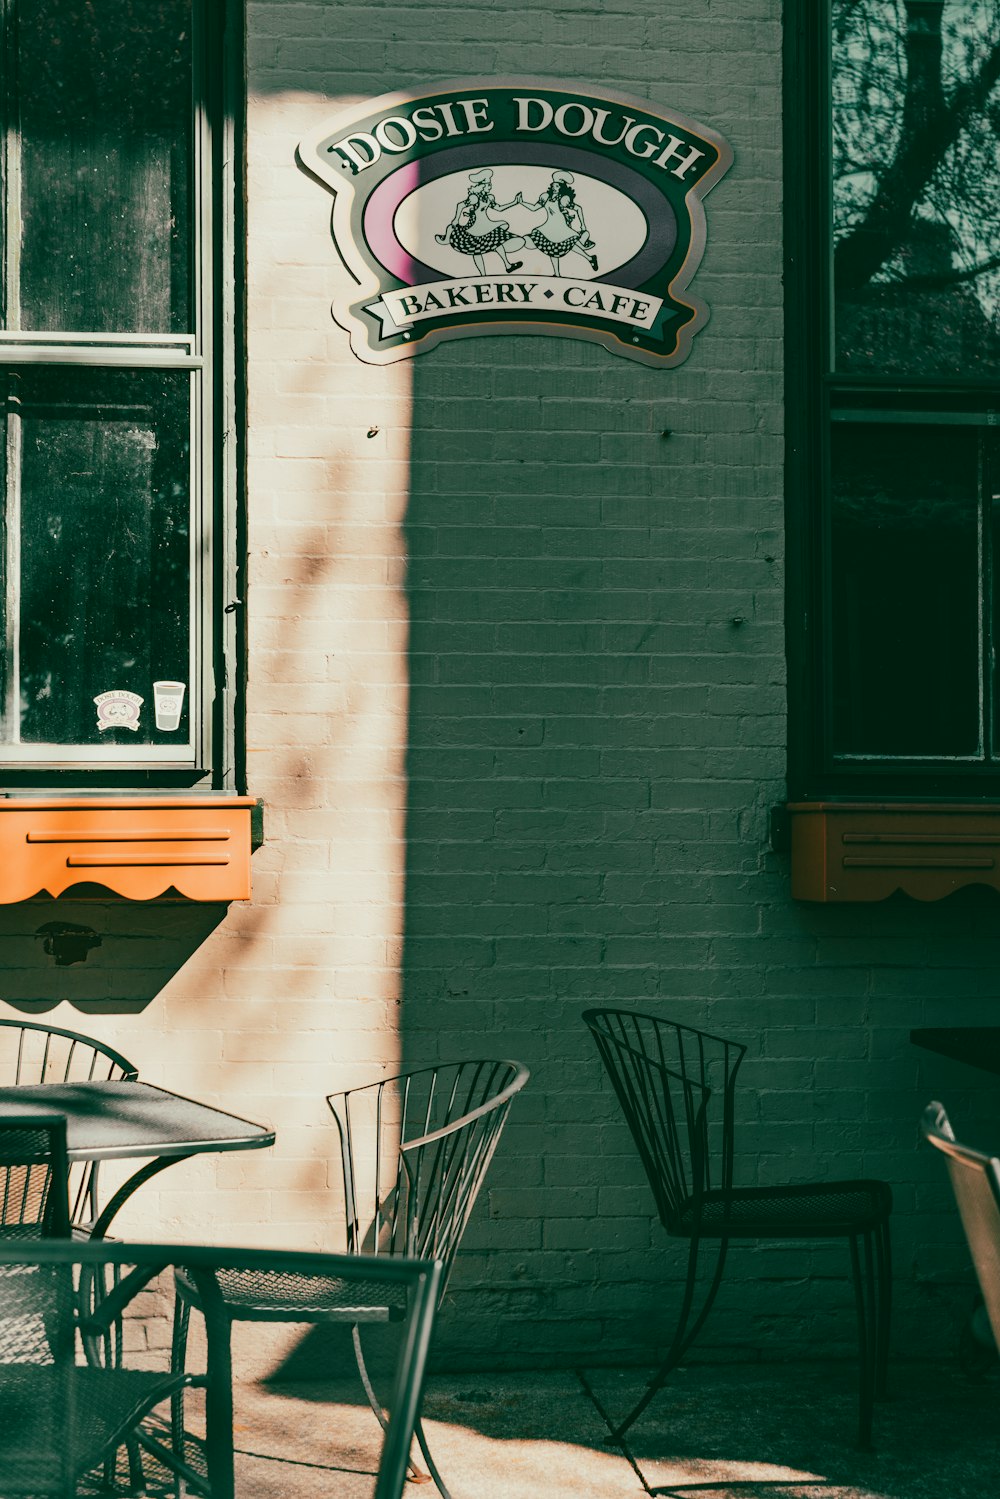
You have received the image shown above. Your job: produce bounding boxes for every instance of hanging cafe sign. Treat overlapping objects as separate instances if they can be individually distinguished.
[298,80,733,368]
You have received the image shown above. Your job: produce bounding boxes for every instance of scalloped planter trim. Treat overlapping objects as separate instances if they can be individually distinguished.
[0,796,257,902]
[789,802,1000,903]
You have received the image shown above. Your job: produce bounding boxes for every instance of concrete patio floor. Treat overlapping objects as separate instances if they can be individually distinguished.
[192,1357,998,1498]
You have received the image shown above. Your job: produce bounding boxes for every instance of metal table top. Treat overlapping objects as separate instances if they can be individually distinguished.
[0,1079,275,1162]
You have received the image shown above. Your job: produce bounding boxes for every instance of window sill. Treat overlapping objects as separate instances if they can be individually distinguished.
[787,801,1000,902]
[0,794,260,903]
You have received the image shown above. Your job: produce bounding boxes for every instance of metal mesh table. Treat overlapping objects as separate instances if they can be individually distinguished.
[0,1080,274,1237]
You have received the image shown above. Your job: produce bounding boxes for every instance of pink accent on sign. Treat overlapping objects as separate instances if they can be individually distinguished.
[363,163,428,283]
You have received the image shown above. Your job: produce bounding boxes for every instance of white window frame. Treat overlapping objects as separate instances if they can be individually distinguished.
[0,2,238,783]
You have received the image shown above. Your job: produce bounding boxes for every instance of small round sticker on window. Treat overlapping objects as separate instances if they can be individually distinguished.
[94,690,143,733]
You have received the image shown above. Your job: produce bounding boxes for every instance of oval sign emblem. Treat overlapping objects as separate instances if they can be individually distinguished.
[299,79,733,368]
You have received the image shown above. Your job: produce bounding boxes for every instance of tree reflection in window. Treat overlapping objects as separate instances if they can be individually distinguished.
[832,0,1000,376]
[13,0,192,335]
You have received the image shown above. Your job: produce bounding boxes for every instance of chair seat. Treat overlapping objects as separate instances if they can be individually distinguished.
[175,1264,407,1323]
[675,1179,892,1238]
[0,1363,180,1486]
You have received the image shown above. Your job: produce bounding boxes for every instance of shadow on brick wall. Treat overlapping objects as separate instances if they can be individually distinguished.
[0,892,228,1014]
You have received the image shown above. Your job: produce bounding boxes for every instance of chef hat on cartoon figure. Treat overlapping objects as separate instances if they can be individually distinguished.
[551,170,575,185]
[469,168,494,184]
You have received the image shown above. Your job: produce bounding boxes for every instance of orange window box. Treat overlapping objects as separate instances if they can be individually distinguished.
[0,796,259,903]
[788,802,1000,903]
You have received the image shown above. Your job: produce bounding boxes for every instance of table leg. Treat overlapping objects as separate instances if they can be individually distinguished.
[84,1154,199,1492]
[90,1154,194,1240]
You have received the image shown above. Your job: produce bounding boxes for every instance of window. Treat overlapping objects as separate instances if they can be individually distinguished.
[0,0,240,783]
[786,0,1000,798]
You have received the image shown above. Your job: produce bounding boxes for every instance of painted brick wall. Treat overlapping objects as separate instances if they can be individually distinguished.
[239,0,789,1368]
[3,0,997,1381]
[236,0,998,1371]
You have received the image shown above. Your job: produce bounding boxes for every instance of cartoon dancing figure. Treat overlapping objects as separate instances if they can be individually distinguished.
[435,168,525,273]
[519,171,598,276]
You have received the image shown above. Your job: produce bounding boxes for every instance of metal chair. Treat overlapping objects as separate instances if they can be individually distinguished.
[0,1113,70,1240]
[0,1240,189,1499]
[0,1018,139,1232]
[0,1238,441,1499]
[921,1101,1000,1360]
[584,1008,892,1447]
[0,1115,72,1454]
[172,1057,529,1499]
[0,1106,154,1492]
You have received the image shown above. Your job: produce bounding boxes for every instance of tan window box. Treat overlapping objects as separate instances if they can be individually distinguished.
[0,796,260,903]
[788,801,1000,903]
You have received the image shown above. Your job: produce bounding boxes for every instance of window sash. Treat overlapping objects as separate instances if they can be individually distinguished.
[0,0,215,773]
[784,2,1000,797]
[827,0,1000,383]
[823,416,992,767]
[1,367,203,766]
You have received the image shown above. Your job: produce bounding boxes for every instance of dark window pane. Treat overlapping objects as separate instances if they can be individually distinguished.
[831,0,1000,378]
[10,368,190,746]
[830,423,980,757]
[12,0,192,334]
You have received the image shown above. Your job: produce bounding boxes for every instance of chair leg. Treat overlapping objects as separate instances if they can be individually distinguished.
[352,1324,390,1433]
[83,1259,146,1497]
[201,1309,236,1499]
[171,1293,193,1497]
[352,1324,434,1488]
[414,1417,453,1499]
[849,1232,877,1450]
[608,1235,729,1444]
[125,1435,147,1494]
[874,1218,892,1399]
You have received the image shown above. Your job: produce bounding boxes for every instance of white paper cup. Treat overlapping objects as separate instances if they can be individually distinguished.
[153,680,186,732]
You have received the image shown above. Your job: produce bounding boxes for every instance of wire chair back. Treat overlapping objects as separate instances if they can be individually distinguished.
[0,1114,70,1240]
[583,1009,746,1232]
[328,1059,529,1297]
[921,1100,1000,1351]
[0,1020,138,1231]
[0,1020,138,1088]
